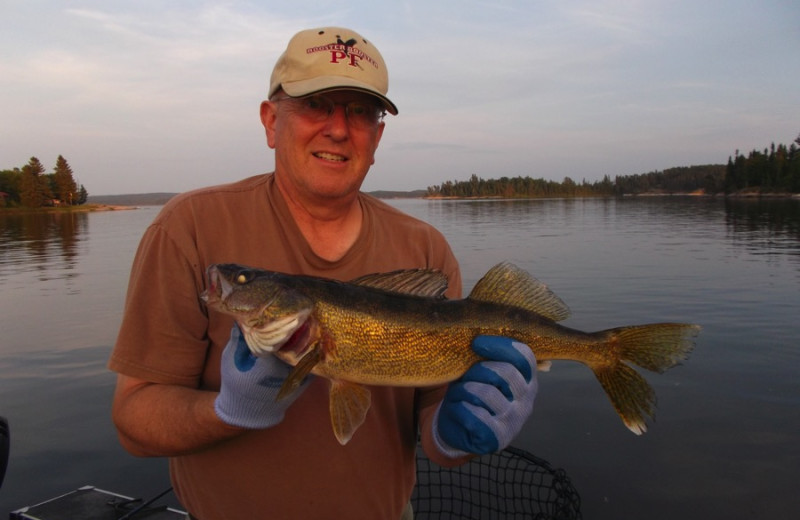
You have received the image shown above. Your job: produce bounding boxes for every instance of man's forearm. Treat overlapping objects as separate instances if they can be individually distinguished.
[112,374,245,457]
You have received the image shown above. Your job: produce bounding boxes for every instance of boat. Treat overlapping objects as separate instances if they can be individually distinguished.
[2,416,582,519]
[10,486,186,520]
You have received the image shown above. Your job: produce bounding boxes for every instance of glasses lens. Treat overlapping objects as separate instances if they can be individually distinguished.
[302,96,331,120]
[346,101,382,128]
[288,96,382,129]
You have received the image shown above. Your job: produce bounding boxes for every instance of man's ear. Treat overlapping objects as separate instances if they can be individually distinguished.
[370,121,385,166]
[260,100,278,149]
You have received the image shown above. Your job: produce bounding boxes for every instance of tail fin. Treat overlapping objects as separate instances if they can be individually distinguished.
[594,364,655,434]
[616,323,700,373]
[593,323,700,434]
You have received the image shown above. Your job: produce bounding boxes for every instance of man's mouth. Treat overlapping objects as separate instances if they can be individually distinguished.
[314,152,347,162]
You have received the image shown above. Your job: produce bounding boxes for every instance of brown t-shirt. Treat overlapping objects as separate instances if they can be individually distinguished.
[109,173,463,519]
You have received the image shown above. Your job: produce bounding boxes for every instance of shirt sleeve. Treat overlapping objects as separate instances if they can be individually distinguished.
[108,217,211,387]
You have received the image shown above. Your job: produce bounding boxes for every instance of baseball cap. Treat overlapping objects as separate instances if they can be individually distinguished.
[269,27,398,115]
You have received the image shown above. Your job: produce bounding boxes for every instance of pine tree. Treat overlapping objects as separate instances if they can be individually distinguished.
[77,184,88,205]
[20,157,47,208]
[53,155,79,205]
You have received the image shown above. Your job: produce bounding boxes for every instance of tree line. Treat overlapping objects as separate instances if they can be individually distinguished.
[0,156,88,208]
[724,140,800,193]
[428,173,617,198]
[427,135,800,198]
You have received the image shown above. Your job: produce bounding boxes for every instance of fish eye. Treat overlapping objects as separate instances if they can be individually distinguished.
[234,269,256,285]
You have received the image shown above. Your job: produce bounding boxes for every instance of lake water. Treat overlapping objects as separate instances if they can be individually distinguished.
[1,197,799,519]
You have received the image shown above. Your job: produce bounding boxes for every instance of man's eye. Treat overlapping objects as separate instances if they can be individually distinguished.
[349,103,368,116]
[305,98,326,111]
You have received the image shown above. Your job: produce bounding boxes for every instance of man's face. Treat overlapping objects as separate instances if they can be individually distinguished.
[261,90,386,203]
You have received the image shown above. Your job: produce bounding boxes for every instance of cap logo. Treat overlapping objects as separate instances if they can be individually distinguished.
[306,35,379,71]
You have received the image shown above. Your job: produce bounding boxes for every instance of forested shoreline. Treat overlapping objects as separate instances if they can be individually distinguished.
[427,136,800,198]
[0,156,87,208]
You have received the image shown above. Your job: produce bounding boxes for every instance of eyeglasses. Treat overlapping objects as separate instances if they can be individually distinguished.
[272,94,386,129]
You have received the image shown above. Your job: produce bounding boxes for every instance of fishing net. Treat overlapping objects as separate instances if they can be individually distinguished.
[411,445,582,520]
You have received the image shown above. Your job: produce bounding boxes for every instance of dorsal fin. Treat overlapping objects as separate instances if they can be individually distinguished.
[468,262,571,321]
[350,269,449,299]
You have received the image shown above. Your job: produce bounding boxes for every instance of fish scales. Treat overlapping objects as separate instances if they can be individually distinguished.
[308,300,478,385]
[312,298,613,383]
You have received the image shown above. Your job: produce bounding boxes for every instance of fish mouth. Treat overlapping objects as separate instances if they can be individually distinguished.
[201,265,228,306]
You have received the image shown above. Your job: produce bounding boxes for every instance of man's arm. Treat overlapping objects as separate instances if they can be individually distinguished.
[111,374,244,457]
[112,325,314,457]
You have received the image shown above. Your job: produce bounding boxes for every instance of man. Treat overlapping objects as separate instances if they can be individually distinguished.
[109,27,537,519]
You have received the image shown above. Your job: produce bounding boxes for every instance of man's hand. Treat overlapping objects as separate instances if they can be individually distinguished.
[433,335,538,456]
[215,324,311,429]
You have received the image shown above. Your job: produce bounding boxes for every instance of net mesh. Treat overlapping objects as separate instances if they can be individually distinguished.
[411,445,582,520]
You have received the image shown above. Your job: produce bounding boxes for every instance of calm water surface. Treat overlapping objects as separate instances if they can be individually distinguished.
[1,197,799,519]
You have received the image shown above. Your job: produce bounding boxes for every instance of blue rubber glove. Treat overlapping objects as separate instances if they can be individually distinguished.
[433,335,537,456]
[215,324,311,429]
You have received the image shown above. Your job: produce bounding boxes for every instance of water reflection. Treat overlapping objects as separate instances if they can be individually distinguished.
[724,198,800,255]
[403,197,800,265]
[0,212,89,285]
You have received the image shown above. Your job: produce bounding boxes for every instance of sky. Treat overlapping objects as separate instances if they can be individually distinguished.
[2,0,799,195]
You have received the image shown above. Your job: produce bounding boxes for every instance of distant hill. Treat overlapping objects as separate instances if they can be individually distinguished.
[367,189,427,199]
[87,189,425,206]
[87,193,178,206]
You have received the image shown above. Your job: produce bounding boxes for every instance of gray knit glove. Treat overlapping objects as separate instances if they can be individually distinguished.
[215,324,311,429]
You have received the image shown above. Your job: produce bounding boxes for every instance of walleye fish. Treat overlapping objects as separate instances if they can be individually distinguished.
[201,262,699,445]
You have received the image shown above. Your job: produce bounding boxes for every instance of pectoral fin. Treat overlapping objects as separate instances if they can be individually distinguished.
[277,343,322,400]
[329,380,371,445]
